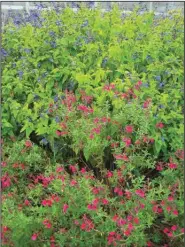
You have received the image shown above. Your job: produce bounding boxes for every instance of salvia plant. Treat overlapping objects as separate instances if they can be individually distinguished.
[1,3,184,247]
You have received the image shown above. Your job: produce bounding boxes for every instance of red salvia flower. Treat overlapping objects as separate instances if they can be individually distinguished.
[125,125,134,133]
[31,233,38,241]
[25,140,32,148]
[69,165,77,173]
[42,199,53,207]
[24,200,31,206]
[122,137,132,147]
[114,154,129,161]
[63,204,69,214]
[107,171,113,178]
[171,225,177,231]
[70,180,77,186]
[102,198,109,205]
[156,122,164,129]
[168,163,177,169]
[172,210,178,216]
[80,168,86,174]
[43,219,52,229]
[135,189,145,198]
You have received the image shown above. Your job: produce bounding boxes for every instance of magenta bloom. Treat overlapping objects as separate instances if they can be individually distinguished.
[125,125,134,133]
[63,204,69,214]
[31,233,38,241]
[135,189,145,198]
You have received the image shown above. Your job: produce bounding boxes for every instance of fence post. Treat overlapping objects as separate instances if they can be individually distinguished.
[149,2,153,12]
[26,2,30,14]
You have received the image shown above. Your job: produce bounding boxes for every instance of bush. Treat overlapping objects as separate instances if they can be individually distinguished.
[2,4,184,247]
[1,139,184,247]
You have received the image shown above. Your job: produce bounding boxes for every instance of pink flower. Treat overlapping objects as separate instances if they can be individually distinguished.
[107,232,120,245]
[93,118,99,123]
[92,187,101,195]
[166,206,171,212]
[1,174,11,189]
[56,130,61,136]
[137,80,142,86]
[103,84,115,92]
[41,199,53,207]
[167,232,173,237]
[111,142,119,148]
[135,189,145,198]
[156,163,163,171]
[101,117,110,123]
[152,205,159,213]
[122,137,131,147]
[125,190,132,199]
[139,203,145,209]
[163,228,169,234]
[168,163,177,169]
[43,219,52,229]
[89,133,94,139]
[69,165,77,173]
[147,242,153,247]
[125,125,134,133]
[117,218,127,226]
[92,198,99,205]
[24,200,30,206]
[133,217,139,224]
[143,100,150,108]
[31,233,38,241]
[92,127,101,134]
[80,168,86,174]
[60,122,67,129]
[87,204,97,210]
[77,104,88,112]
[25,140,32,148]
[124,228,131,236]
[102,199,109,205]
[114,154,129,161]
[157,207,163,213]
[70,180,77,186]
[112,215,119,222]
[1,162,7,167]
[80,216,94,232]
[77,105,93,114]
[114,187,123,196]
[128,223,134,231]
[156,122,164,129]
[107,171,113,178]
[110,83,115,90]
[127,215,133,222]
[172,210,178,216]
[171,225,177,231]
[51,194,60,202]
[63,204,69,214]
[160,200,165,206]
[56,167,63,173]
[168,196,174,201]
[181,228,184,233]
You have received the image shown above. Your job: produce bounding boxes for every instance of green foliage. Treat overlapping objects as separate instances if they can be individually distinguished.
[1,4,184,247]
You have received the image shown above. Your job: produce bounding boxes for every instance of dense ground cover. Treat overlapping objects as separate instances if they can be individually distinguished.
[1,3,184,247]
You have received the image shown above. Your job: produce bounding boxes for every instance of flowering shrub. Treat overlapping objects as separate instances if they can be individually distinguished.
[1,140,184,246]
[1,3,184,247]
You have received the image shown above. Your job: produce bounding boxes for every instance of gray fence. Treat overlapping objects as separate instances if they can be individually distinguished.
[2,1,184,26]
